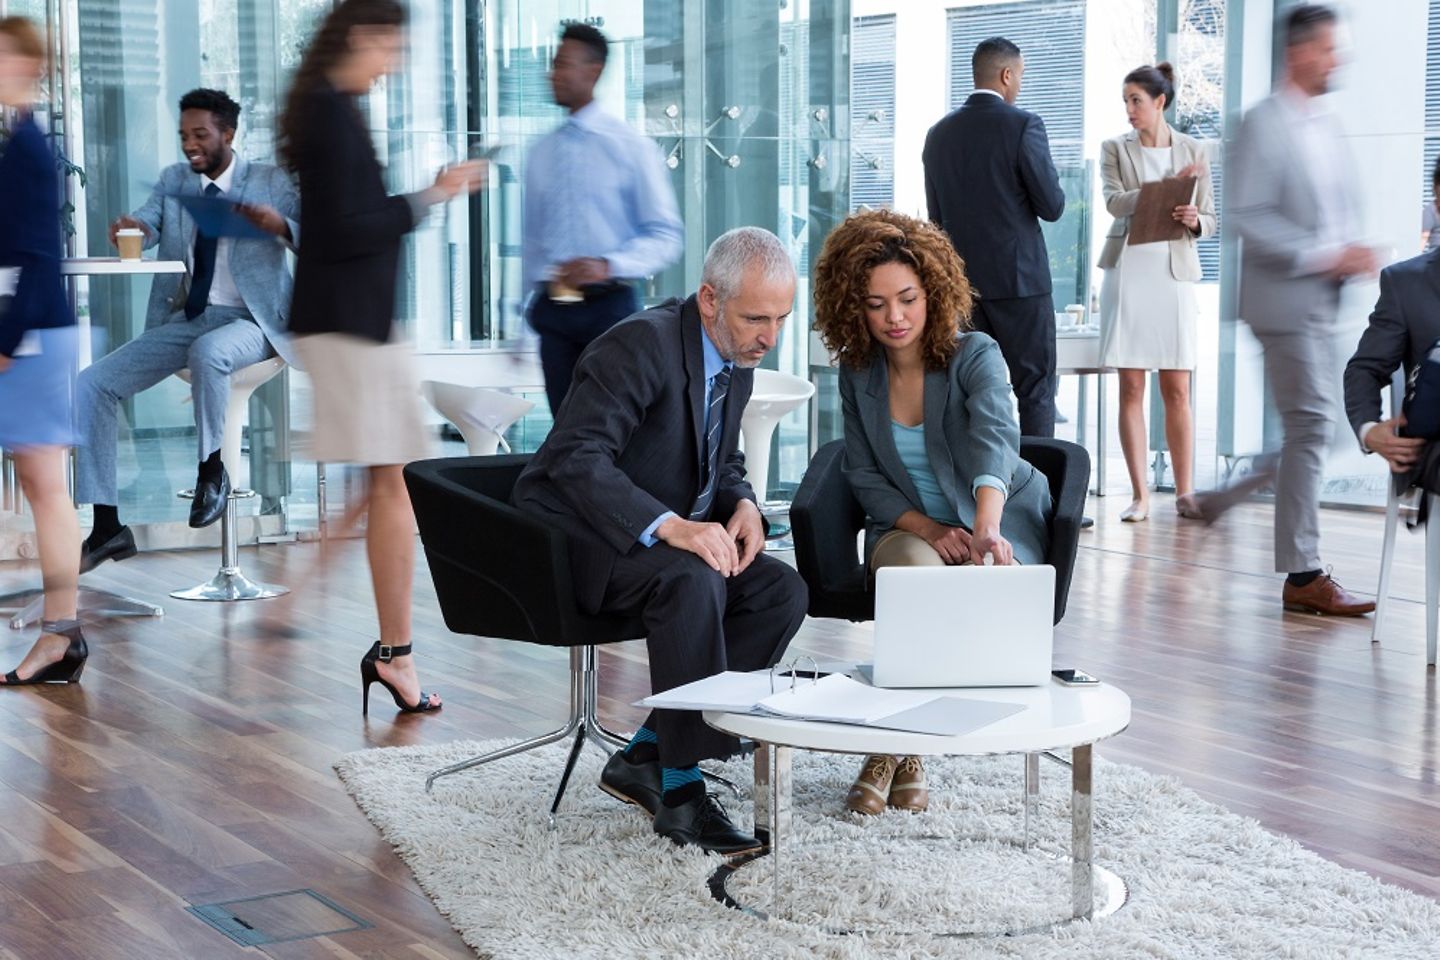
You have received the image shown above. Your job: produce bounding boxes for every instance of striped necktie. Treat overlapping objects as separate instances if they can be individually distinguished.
[689,365,732,521]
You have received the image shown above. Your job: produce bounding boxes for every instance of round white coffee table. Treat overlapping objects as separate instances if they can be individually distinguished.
[704,679,1131,934]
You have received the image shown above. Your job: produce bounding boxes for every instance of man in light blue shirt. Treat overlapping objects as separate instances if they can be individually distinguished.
[523,23,683,416]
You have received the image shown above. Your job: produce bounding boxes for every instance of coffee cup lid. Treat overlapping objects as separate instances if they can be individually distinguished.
[118,227,143,236]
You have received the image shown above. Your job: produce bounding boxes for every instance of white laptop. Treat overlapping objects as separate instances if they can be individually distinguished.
[867,565,1056,688]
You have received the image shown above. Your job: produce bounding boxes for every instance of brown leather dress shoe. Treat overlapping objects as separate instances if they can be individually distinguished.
[887,755,929,812]
[845,755,895,815]
[1282,571,1376,617]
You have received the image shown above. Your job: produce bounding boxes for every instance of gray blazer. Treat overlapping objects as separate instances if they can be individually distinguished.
[129,158,300,365]
[512,295,757,613]
[1227,92,1358,332]
[838,332,1053,565]
[1097,128,1216,280]
[1343,249,1440,441]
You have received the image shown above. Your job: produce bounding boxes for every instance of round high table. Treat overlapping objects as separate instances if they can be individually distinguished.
[704,678,1131,935]
[0,258,185,628]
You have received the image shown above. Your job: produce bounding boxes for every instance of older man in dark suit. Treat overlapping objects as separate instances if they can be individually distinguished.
[1344,248,1440,479]
[512,227,807,855]
[922,36,1066,437]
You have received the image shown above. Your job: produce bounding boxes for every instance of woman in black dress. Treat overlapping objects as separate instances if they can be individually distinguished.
[278,0,484,715]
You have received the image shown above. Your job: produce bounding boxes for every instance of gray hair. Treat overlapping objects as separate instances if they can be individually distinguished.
[700,227,796,303]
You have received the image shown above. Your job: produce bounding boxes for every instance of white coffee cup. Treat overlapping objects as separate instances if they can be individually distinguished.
[117,228,144,261]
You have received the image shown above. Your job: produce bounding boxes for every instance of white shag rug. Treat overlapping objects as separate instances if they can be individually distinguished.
[334,740,1440,959]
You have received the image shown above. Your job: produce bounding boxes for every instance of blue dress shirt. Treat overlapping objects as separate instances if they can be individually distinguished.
[639,327,731,546]
[522,101,683,295]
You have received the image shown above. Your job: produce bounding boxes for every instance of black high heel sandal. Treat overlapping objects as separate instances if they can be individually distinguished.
[360,642,441,715]
[3,621,88,686]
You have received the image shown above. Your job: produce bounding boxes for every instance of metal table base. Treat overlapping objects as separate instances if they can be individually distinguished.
[711,743,1128,936]
[1,586,163,630]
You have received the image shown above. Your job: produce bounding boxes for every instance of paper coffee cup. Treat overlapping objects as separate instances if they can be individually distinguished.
[117,228,144,261]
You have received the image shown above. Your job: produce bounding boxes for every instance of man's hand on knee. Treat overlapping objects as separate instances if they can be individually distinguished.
[657,516,740,577]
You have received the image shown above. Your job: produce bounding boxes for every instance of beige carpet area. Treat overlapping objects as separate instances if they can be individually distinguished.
[336,739,1440,959]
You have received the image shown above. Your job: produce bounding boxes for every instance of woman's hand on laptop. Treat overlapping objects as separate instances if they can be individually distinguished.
[969,524,1015,567]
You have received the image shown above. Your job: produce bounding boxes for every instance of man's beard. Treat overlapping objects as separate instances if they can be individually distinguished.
[712,304,763,369]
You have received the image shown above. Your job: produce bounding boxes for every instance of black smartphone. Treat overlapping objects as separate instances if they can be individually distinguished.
[1051,668,1099,685]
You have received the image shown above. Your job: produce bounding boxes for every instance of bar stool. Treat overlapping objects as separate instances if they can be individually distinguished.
[740,369,816,505]
[171,357,289,602]
[421,381,535,456]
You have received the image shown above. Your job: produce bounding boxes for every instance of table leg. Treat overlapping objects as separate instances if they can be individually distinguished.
[771,745,792,918]
[752,743,772,847]
[1096,375,1108,496]
[1071,743,1094,919]
[1075,374,1090,449]
[1024,752,1040,850]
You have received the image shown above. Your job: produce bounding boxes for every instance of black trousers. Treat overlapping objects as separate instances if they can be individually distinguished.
[528,284,641,418]
[600,545,808,768]
[971,294,1056,438]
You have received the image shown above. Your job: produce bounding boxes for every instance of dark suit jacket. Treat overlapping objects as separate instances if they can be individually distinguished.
[512,295,757,613]
[288,82,418,343]
[0,115,72,358]
[1344,250,1440,438]
[922,92,1065,301]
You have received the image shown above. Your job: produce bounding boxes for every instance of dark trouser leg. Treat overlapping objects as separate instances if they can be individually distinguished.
[603,546,808,769]
[529,286,642,419]
[972,295,1057,438]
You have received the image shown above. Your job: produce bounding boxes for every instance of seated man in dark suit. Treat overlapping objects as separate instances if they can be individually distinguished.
[1343,248,1439,478]
[512,227,808,855]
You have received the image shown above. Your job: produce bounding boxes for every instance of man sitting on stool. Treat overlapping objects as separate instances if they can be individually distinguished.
[77,88,298,571]
[513,227,808,855]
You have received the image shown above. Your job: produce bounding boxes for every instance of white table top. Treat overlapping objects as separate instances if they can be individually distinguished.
[705,679,1130,757]
[61,258,187,276]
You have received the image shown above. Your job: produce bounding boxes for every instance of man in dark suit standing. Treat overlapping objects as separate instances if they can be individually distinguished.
[923,37,1066,437]
[512,227,807,855]
[1343,248,1440,477]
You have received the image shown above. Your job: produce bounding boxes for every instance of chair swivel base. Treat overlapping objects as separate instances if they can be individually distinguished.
[173,487,288,603]
[2,586,164,630]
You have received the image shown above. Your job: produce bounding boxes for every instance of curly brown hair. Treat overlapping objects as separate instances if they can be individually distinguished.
[812,209,975,371]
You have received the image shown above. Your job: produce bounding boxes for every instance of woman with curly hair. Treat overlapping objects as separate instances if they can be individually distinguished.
[813,209,1053,815]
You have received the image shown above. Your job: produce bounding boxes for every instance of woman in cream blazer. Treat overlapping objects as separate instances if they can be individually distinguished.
[1098,62,1216,522]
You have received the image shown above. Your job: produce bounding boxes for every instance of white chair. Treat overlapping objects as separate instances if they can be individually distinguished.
[172,357,289,602]
[740,369,815,503]
[421,381,535,456]
[1371,374,1438,666]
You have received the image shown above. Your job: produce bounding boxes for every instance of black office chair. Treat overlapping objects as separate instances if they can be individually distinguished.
[405,455,644,818]
[789,438,1090,624]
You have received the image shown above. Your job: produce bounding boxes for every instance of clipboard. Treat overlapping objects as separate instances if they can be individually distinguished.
[1126,174,1197,246]
[172,193,271,240]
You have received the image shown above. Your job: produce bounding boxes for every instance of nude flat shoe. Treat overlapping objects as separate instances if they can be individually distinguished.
[1119,500,1149,523]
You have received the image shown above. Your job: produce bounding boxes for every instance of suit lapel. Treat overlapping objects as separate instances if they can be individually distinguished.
[862,354,924,509]
[1121,130,1144,188]
[921,366,958,505]
[680,296,707,477]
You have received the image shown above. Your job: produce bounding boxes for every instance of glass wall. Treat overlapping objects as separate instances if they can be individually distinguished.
[9,0,848,554]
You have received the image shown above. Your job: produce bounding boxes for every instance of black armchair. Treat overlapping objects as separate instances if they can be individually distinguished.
[404,455,643,815]
[789,438,1090,624]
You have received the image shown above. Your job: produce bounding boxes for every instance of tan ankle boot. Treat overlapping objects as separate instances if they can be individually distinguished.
[887,755,928,812]
[845,754,896,815]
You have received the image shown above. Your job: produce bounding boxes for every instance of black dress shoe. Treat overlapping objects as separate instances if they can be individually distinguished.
[653,792,762,855]
[1081,516,1095,530]
[79,526,137,574]
[189,465,231,528]
[599,749,661,817]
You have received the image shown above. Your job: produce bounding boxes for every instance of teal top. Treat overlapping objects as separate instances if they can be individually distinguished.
[890,421,962,526]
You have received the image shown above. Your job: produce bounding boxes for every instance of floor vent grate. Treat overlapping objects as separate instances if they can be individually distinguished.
[187,888,372,946]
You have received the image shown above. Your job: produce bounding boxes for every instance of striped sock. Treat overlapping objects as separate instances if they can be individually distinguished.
[623,725,658,762]
[661,764,704,807]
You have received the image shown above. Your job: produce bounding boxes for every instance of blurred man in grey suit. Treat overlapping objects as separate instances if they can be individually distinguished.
[1344,249,1440,477]
[512,227,807,856]
[1217,4,1377,616]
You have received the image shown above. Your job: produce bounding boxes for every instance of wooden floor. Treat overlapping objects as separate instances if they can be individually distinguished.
[0,493,1436,958]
